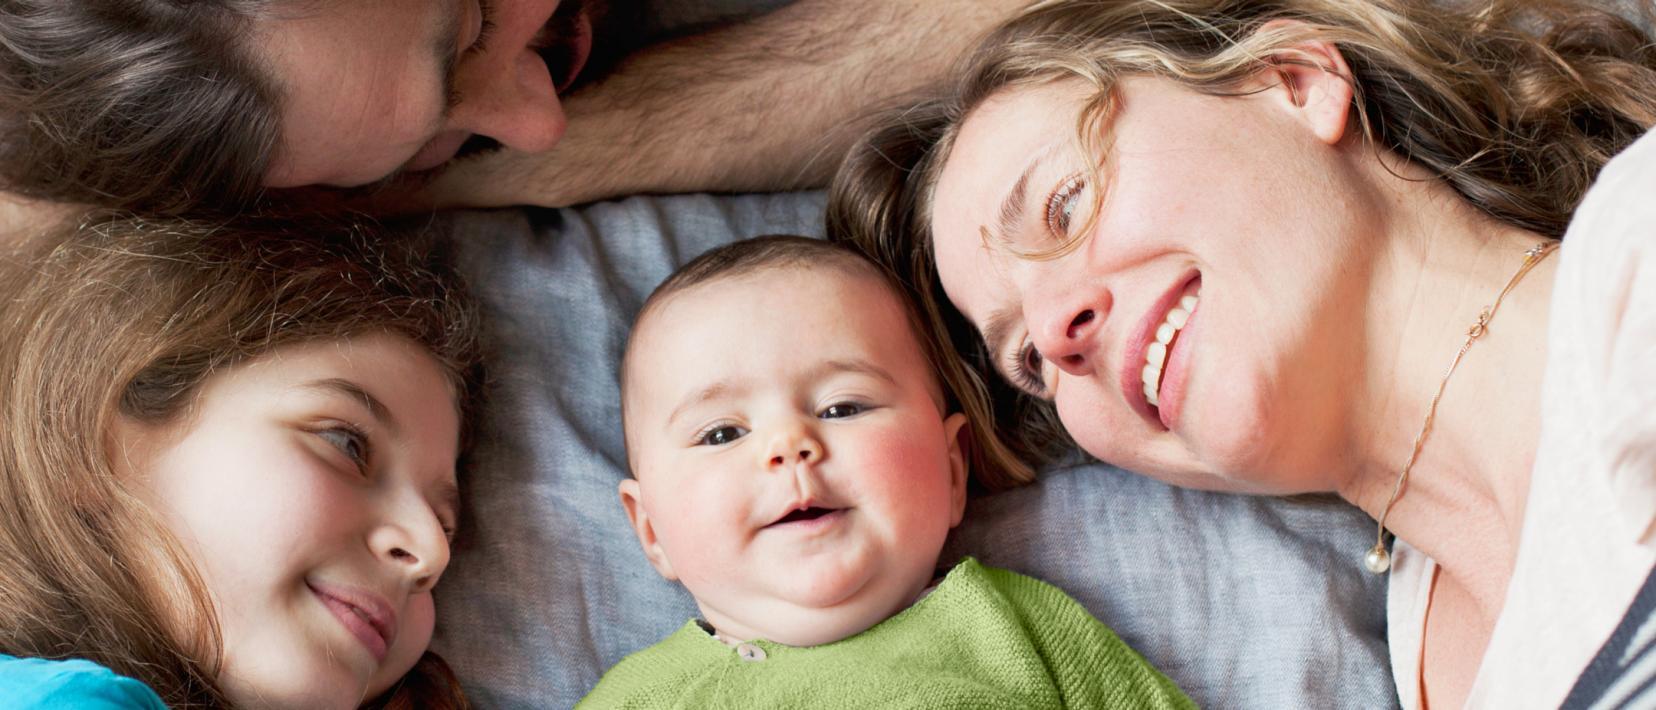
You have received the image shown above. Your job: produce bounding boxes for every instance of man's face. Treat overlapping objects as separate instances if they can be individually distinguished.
[257,0,596,188]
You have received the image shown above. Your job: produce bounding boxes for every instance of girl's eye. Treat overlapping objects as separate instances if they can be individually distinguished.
[819,402,864,419]
[318,426,370,469]
[696,425,748,447]
[1004,340,1047,396]
[1045,174,1087,238]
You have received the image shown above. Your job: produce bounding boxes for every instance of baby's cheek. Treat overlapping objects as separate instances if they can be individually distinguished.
[858,425,957,511]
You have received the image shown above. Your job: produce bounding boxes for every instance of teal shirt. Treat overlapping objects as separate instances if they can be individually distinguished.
[579,558,1195,709]
[0,654,168,709]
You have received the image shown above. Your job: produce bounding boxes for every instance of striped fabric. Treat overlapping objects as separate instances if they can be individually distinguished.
[1564,564,1656,709]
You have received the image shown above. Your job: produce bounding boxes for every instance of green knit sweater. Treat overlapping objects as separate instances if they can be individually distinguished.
[577,558,1194,709]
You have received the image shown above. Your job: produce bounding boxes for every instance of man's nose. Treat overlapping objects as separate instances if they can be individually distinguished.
[452,49,566,153]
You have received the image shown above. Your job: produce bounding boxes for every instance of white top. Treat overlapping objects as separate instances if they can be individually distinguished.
[1387,128,1656,709]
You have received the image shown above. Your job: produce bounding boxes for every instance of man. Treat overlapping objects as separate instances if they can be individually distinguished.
[0,0,1025,223]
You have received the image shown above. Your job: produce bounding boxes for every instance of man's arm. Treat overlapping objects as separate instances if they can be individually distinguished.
[400,0,1029,209]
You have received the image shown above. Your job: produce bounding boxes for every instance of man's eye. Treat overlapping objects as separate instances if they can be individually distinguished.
[318,427,370,469]
[697,425,748,447]
[819,402,864,419]
[469,0,498,54]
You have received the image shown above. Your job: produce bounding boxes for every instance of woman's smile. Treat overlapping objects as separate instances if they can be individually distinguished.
[1123,273,1202,429]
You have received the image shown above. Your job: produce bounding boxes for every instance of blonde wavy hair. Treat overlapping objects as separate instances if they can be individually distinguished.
[0,216,481,708]
[828,0,1656,468]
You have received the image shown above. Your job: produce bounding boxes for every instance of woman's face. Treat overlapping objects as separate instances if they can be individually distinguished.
[929,76,1374,494]
[115,333,462,708]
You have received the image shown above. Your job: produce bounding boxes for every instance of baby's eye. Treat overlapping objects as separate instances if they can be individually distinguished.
[697,425,748,447]
[318,426,370,469]
[819,402,864,419]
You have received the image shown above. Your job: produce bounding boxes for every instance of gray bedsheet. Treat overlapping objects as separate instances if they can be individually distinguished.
[431,194,1397,709]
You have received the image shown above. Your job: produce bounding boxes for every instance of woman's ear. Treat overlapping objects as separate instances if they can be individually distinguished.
[618,478,677,581]
[942,413,971,528]
[1255,19,1356,147]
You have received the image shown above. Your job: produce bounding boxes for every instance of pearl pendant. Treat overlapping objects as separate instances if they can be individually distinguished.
[1364,544,1391,574]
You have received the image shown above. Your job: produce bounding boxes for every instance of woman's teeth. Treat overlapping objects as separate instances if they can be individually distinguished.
[1142,293,1198,408]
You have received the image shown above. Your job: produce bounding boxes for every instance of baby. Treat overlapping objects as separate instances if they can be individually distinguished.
[581,235,1193,708]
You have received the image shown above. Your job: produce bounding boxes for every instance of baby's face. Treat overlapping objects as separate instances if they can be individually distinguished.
[621,265,969,647]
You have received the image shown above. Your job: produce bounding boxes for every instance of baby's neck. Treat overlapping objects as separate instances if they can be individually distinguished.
[705,571,947,647]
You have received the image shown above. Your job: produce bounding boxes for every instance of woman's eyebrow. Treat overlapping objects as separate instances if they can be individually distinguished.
[988,165,1033,248]
[981,305,1021,371]
[984,141,1067,247]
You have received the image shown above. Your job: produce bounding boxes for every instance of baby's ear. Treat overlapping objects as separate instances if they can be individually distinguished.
[942,413,970,528]
[618,478,677,581]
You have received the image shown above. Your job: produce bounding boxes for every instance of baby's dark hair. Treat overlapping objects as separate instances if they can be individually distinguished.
[621,235,1033,491]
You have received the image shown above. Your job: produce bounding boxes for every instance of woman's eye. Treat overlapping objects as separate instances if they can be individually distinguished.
[1005,340,1047,396]
[1045,174,1087,237]
[697,425,748,447]
[819,402,864,419]
[318,427,369,469]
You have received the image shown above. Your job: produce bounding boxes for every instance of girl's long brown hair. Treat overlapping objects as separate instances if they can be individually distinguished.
[0,215,481,708]
[828,0,1656,468]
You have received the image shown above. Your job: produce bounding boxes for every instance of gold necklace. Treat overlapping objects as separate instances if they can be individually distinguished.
[1364,240,1559,574]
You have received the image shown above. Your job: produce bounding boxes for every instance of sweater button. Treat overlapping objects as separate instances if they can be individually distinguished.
[736,643,766,662]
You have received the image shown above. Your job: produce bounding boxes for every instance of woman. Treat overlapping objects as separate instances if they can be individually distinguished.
[0,216,480,708]
[828,0,1656,707]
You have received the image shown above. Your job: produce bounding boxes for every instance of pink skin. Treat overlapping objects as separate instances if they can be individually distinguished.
[260,0,593,188]
[620,265,971,648]
[1116,271,1201,429]
[1153,277,1204,431]
[113,334,462,708]
[929,63,1374,497]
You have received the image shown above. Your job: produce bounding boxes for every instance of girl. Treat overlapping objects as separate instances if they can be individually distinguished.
[0,215,480,708]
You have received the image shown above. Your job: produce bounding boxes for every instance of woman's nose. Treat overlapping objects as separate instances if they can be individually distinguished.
[369,510,451,593]
[1028,289,1111,378]
[450,48,566,153]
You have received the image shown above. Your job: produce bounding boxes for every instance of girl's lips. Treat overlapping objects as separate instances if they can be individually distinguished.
[309,581,396,663]
[1120,271,1202,429]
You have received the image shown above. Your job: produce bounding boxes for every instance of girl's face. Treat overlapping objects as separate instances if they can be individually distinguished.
[928,75,1375,495]
[115,333,462,708]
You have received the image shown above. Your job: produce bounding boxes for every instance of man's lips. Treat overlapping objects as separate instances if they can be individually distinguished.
[308,580,396,663]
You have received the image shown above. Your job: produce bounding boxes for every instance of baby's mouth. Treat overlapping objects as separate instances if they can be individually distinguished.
[765,504,848,529]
